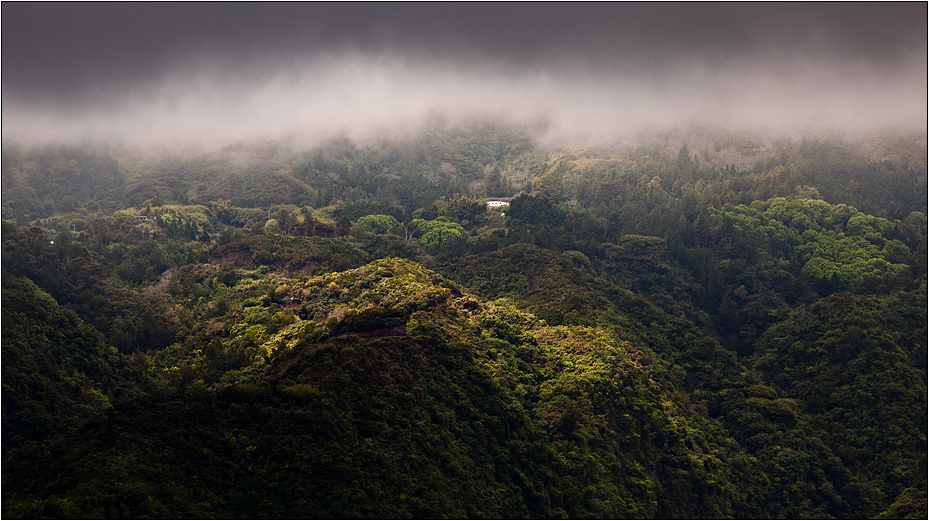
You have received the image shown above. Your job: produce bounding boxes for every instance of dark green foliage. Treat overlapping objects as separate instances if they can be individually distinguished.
[211,232,370,275]
[507,193,564,228]
[2,259,759,518]
[485,165,514,197]
[1,285,158,455]
[1,222,180,354]
[439,194,488,226]
[1,123,926,519]
[1,144,123,221]
[754,291,928,517]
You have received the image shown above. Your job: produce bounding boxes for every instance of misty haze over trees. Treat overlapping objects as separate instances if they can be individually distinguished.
[2,3,926,519]
[2,3,926,147]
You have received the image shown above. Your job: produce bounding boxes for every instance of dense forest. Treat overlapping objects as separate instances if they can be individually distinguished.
[2,121,926,518]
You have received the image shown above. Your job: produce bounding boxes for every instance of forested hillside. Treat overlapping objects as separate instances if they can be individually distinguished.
[2,122,926,519]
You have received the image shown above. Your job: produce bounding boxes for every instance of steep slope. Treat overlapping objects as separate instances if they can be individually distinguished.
[754,290,928,517]
[1,278,158,456]
[2,126,926,519]
[436,242,928,518]
[3,258,761,518]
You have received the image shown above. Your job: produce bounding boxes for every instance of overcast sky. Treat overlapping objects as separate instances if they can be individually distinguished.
[3,2,926,148]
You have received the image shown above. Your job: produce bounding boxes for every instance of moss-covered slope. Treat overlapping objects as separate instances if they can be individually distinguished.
[3,258,759,518]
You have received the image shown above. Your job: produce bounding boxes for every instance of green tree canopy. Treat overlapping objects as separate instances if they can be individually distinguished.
[439,195,487,224]
[356,214,403,235]
[412,216,467,249]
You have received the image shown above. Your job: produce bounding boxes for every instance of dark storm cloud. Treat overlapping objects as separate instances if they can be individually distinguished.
[3,2,925,147]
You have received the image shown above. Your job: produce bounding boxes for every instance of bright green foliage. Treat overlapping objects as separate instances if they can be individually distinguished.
[153,205,214,240]
[2,258,760,518]
[412,216,467,249]
[356,214,403,235]
[263,218,282,234]
[716,197,909,292]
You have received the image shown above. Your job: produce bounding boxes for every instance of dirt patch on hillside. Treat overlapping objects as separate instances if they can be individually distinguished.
[213,249,254,267]
[336,325,407,339]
